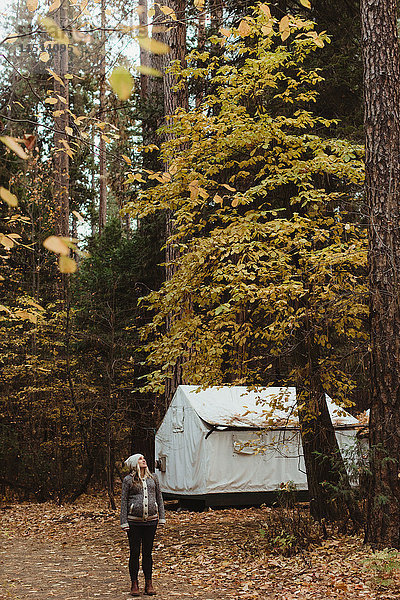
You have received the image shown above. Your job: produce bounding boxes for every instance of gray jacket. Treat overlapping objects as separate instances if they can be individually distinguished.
[120,473,165,530]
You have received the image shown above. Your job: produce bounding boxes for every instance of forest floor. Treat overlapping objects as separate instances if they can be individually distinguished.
[1,494,399,600]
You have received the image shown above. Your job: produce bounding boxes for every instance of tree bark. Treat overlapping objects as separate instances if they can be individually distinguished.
[162,0,188,120]
[296,288,363,525]
[162,0,188,406]
[209,0,223,31]
[361,0,400,549]
[98,0,107,234]
[53,1,69,238]
[138,0,149,99]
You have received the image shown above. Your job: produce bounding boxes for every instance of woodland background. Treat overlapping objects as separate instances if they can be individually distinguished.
[0,0,399,553]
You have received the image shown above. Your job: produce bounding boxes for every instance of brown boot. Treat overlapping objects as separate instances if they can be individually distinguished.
[130,580,140,596]
[144,580,156,595]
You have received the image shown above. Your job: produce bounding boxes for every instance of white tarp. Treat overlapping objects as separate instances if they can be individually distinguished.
[182,385,360,428]
[155,385,361,496]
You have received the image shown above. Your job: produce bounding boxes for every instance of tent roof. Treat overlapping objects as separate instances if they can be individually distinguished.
[178,385,360,429]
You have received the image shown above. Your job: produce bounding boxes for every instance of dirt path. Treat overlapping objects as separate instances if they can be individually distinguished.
[0,501,257,600]
[0,536,219,600]
[1,498,398,600]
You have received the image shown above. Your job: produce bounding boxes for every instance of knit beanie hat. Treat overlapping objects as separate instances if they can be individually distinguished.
[125,454,142,473]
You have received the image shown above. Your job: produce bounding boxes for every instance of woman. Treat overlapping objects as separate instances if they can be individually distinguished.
[120,454,165,596]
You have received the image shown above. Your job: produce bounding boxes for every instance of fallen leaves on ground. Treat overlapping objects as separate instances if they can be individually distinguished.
[1,493,399,600]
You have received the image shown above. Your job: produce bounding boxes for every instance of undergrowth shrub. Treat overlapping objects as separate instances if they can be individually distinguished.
[362,549,400,590]
[237,485,323,557]
[238,506,323,557]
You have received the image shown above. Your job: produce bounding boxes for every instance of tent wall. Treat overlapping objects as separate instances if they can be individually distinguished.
[205,429,308,493]
[155,386,362,504]
[155,387,208,495]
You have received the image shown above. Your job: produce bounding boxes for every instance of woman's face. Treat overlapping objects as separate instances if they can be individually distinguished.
[138,456,147,469]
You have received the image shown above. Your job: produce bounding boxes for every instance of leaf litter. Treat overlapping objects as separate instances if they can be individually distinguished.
[1,494,399,600]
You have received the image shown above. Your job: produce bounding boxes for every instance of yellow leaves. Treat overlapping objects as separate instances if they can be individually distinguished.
[188,180,199,201]
[5,34,19,44]
[300,0,311,8]
[59,255,77,273]
[188,180,208,201]
[71,29,92,43]
[26,0,38,11]
[168,162,179,176]
[0,233,17,249]
[262,22,273,36]
[45,97,58,105]
[46,68,65,87]
[307,30,325,48]
[238,19,252,37]
[14,310,38,324]
[43,236,70,256]
[65,126,73,136]
[159,5,177,20]
[39,51,50,62]
[109,67,134,101]
[122,155,132,165]
[0,136,29,159]
[194,0,205,10]
[0,187,18,207]
[73,115,86,126]
[213,194,223,205]
[43,236,79,273]
[137,37,170,55]
[279,15,290,41]
[72,210,84,222]
[219,28,231,38]
[221,183,236,192]
[135,65,163,77]
[38,16,69,45]
[131,173,146,183]
[48,0,61,12]
[259,3,271,18]
[60,139,74,158]
[231,197,239,208]
[143,143,159,152]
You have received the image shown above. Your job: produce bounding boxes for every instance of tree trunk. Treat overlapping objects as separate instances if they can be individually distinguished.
[98,0,107,234]
[141,3,164,167]
[361,0,400,549]
[53,3,69,238]
[296,299,363,525]
[163,0,188,406]
[209,0,223,31]
[195,7,206,108]
[138,0,149,99]
[162,0,188,120]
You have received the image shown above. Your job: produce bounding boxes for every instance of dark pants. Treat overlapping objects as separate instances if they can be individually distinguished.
[127,520,158,581]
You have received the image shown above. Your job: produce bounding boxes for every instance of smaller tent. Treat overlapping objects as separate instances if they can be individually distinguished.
[155,385,362,507]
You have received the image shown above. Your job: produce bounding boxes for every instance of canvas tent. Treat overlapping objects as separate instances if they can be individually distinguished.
[155,385,362,507]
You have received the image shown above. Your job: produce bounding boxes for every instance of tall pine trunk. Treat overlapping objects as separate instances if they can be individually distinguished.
[361,0,400,549]
[98,0,107,234]
[163,0,188,407]
[53,2,69,238]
